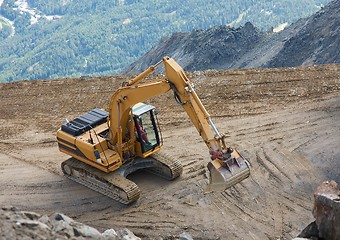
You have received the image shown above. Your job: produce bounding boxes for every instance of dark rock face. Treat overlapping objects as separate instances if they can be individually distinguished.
[185,22,265,71]
[123,0,339,74]
[122,22,265,74]
[297,221,319,239]
[295,180,340,240]
[312,180,340,240]
[265,0,340,68]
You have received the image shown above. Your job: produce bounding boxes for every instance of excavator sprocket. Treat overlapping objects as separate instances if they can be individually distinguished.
[147,152,183,180]
[61,158,140,205]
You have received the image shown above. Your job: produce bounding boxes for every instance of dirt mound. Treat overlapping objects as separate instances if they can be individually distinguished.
[123,0,339,74]
[0,64,339,239]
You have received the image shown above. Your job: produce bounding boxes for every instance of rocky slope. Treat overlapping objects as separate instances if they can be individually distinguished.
[122,22,266,73]
[123,0,340,74]
[264,0,340,68]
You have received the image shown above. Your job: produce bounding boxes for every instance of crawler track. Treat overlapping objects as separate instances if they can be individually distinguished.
[61,158,140,204]
[61,153,183,204]
[148,152,183,180]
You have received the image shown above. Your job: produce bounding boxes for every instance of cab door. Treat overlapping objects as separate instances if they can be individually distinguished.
[134,109,160,153]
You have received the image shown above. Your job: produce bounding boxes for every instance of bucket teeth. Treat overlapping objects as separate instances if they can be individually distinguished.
[205,155,250,192]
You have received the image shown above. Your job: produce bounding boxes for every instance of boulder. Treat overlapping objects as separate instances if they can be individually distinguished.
[312,180,340,240]
[179,232,194,240]
[297,221,319,239]
[102,228,118,239]
[116,228,141,240]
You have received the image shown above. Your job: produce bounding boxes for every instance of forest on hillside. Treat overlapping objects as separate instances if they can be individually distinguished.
[0,0,332,82]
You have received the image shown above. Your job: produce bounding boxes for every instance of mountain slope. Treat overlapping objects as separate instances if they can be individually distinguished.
[122,22,267,73]
[265,0,340,67]
[123,0,340,73]
[0,0,332,82]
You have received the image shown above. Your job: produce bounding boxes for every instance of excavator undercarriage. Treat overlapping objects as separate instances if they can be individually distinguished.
[61,152,183,204]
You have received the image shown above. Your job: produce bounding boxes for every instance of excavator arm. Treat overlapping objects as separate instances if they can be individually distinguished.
[108,56,250,192]
[162,57,250,191]
[108,80,171,155]
[163,57,226,151]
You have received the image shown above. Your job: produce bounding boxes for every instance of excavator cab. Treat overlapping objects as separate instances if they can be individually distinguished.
[132,103,161,154]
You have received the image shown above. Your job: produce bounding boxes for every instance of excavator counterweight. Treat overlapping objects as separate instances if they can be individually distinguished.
[57,56,250,204]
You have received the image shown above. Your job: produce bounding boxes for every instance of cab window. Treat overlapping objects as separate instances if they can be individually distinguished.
[134,110,159,152]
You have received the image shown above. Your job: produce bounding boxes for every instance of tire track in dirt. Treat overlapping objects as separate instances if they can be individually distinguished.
[0,64,339,239]
[196,98,338,239]
[49,94,340,239]
[209,143,310,239]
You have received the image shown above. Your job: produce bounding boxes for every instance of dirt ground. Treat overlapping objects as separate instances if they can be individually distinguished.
[0,64,339,239]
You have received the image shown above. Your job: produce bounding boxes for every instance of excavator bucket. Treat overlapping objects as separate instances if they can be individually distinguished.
[205,152,250,192]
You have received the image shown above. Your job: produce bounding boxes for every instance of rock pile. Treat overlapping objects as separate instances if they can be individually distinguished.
[296,180,340,240]
[0,206,140,240]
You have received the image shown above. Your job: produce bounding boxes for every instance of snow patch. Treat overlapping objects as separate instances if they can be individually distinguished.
[227,9,250,27]
[13,0,62,25]
[273,22,288,33]
[117,0,125,5]
[45,15,62,21]
[122,18,132,25]
[0,15,15,37]
[167,10,176,16]
[260,9,272,15]
[61,0,70,6]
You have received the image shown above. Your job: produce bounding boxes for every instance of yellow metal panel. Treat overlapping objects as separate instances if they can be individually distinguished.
[58,140,76,151]
[56,129,76,145]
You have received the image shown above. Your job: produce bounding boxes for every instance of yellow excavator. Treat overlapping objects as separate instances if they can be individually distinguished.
[56,56,250,204]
